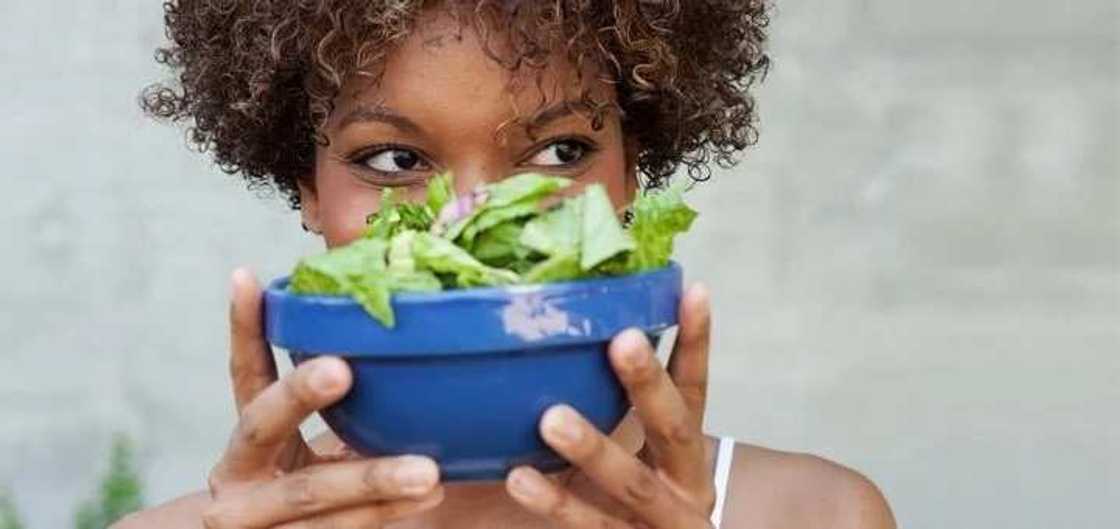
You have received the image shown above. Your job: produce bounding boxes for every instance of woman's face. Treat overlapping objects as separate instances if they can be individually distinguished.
[300,11,638,248]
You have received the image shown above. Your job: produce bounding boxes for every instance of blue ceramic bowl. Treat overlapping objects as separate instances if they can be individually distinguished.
[263,263,681,481]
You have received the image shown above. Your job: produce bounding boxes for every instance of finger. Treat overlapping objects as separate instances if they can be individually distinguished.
[506,466,632,528]
[665,283,711,422]
[540,405,709,529]
[229,268,278,413]
[270,488,443,529]
[205,488,444,529]
[218,356,352,478]
[208,456,440,528]
[609,329,709,497]
[312,445,361,464]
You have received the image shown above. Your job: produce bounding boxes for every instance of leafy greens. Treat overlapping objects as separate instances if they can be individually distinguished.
[289,173,697,327]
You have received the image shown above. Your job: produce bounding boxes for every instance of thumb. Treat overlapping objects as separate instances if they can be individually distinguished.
[229,267,278,413]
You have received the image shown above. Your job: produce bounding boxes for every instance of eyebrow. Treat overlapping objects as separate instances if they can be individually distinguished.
[337,99,602,136]
[338,104,423,134]
[527,100,597,131]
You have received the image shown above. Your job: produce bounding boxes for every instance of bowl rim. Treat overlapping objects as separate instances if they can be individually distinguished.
[267,261,681,305]
[264,262,682,357]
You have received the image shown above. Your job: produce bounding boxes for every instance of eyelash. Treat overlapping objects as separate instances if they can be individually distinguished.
[346,143,432,186]
[523,136,599,169]
[346,136,600,185]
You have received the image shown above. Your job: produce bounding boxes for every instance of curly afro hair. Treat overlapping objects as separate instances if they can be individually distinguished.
[142,0,770,209]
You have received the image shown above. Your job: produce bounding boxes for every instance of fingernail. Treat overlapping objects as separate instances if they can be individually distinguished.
[395,457,438,493]
[309,360,344,394]
[616,330,649,371]
[623,341,649,371]
[231,267,253,289]
[230,269,245,297]
[542,406,583,446]
[688,283,712,314]
[509,467,548,500]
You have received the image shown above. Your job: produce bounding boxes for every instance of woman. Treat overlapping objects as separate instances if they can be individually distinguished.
[123,1,895,528]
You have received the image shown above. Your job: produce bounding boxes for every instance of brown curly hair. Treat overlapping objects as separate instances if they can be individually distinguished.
[142,0,770,209]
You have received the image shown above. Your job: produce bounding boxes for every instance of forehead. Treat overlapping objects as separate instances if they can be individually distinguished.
[329,8,616,132]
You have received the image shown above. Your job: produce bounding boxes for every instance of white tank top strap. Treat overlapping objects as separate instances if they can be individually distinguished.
[710,435,736,528]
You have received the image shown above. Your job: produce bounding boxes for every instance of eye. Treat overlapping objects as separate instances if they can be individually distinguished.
[527,139,593,167]
[360,147,432,174]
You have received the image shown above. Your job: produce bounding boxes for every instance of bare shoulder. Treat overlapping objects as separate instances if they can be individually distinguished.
[720,442,896,529]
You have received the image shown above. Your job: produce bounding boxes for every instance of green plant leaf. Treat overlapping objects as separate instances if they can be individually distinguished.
[74,435,144,529]
[0,488,24,529]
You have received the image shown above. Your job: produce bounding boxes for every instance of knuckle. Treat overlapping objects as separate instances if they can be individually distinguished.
[656,416,697,448]
[288,367,324,409]
[622,467,660,506]
[575,426,608,463]
[206,467,228,497]
[200,504,233,529]
[678,385,707,407]
[361,460,396,494]
[283,473,321,511]
[231,364,264,394]
[308,514,346,529]
[626,517,654,529]
[545,486,573,518]
[235,411,271,448]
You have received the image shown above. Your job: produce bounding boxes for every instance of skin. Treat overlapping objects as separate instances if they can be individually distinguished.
[116,9,895,529]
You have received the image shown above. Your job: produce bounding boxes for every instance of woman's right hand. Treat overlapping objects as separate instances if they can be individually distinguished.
[201,269,444,529]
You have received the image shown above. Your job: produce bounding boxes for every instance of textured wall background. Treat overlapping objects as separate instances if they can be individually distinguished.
[1,1,1117,528]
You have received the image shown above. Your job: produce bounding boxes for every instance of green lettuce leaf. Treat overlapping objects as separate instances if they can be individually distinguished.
[365,189,434,241]
[385,269,443,292]
[622,180,697,272]
[412,232,520,288]
[524,251,582,283]
[348,275,395,328]
[290,174,698,327]
[486,172,569,208]
[290,239,396,326]
[444,173,569,241]
[426,172,455,218]
[579,184,635,270]
[459,198,539,243]
[290,238,388,294]
[519,184,633,271]
[470,220,534,269]
[520,194,583,257]
[387,230,418,273]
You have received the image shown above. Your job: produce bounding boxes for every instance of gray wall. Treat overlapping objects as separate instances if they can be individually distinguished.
[1,1,1116,528]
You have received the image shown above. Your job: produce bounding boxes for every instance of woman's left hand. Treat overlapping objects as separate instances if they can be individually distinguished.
[505,284,717,528]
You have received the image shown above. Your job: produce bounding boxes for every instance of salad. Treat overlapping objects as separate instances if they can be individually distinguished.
[289,173,697,327]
